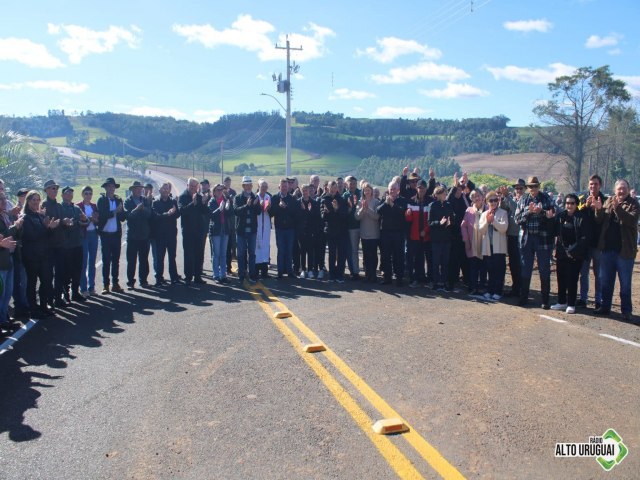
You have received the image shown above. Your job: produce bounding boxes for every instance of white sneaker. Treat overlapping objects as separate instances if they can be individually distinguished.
[317,270,325,280]
[550,303,567,311]
[492,294,502,301]
[565,306,576,314]
[299,271,307,279]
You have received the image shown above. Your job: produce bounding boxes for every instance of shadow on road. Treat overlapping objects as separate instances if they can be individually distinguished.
[0,280,238,443]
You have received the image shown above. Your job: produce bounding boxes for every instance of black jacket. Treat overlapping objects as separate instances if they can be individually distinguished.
[0,219,18,270]
[297,197,322,236]
[321,193,348,236]
[124,195,152,240]
[269,192,298,230]
[41,197,65,248]
[207,196,233,236]
[97,194,126,234]
[554,209,591,261]
[60,202,87,248]
[233,193,261,234]
[178,189,209,236]
[21,211,51,263]
[377,196,408,232]
[429,200,455,243]
[151,195,180,239]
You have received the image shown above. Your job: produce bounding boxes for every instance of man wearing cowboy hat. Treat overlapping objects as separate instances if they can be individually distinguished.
[124,180,152,289]
[514,175,556,308]
[41,179,68,308]
[233,176,261,283]
[97,177,126,293]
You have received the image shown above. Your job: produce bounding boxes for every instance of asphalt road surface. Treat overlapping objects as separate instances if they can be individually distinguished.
[2,162,638,478]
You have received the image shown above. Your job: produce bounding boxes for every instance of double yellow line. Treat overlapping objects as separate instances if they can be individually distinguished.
[247,282,466,480]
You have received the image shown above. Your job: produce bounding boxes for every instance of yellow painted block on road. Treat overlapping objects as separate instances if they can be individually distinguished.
[304,343,326,353]
[372,418,410,435]
[273,311,292,319]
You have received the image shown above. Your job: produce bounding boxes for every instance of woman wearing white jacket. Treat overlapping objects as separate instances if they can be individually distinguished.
[479,190,509,300]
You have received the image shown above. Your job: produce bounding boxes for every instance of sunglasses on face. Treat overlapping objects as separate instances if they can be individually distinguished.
[565,201,576,205]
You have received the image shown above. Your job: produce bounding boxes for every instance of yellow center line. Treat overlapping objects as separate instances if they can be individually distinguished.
[252,283,466,480]
[246,286,425,479]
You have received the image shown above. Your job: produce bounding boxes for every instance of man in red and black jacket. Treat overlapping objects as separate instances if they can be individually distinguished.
[405,179,433,287]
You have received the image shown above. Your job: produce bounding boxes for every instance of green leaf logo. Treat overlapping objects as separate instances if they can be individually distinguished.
[596,429,628,471]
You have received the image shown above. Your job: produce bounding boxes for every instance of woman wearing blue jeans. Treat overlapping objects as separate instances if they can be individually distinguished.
[208,185,232,283]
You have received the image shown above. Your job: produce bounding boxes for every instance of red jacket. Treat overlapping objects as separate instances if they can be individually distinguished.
[405,203,431,241]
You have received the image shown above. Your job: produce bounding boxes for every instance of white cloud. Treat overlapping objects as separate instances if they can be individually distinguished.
[129,106,188,119]
[0,38,65,68]
[256,74,267,80]
[0,80,88,93]
[48,23,141,63]
[371,62,469,84]
[486,62,576,84]
[193,109,225,123]
[617,75,640,98]
[503,19,552,33]
[608,48,621,56]
[329,88,376,100]
[353,106,365,113]
[173,15,334,62]
[585,33,621,49]
[374,106,428,117]
[357,37,441,63]
[419,82,489,99]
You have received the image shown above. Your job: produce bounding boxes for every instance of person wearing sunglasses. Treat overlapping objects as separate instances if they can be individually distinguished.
[479,191,509,301]
[551,193,591,314]
[41,179,67,309]
[77,186,99,296]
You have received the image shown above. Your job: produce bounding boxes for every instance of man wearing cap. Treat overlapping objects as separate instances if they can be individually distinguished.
[10,188,30,318]
[97,177,126,294]
[60,186,88,302]
[178,178,209,285]
[514,176,555,308]
[498,179,525,297]
[41,179,68,308]
[124,181,152,289]
[233,176,261,283]
[77,186,99,296]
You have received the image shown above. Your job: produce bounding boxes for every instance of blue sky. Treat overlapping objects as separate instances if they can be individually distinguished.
[1,0,638,126]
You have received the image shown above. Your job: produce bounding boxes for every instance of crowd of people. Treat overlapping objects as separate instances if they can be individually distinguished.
[0,168,638,335]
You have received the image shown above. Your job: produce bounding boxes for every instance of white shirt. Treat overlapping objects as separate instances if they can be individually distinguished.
[102,198,118,233]
[84,204,96,231]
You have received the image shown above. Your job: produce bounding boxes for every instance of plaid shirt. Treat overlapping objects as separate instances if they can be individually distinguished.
[514,191,555,250]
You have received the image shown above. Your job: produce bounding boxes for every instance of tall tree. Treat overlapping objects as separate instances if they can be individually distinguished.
[532,66,631,191]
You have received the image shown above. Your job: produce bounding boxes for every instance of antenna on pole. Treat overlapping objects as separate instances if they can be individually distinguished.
[275,35,302,177]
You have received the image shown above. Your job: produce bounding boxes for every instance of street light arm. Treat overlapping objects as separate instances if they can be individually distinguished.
[260,93,286,113]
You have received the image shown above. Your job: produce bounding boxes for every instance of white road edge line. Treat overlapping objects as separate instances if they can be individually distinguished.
[539,314,567,324]
[599,334,640,348]
[0,319,39,355]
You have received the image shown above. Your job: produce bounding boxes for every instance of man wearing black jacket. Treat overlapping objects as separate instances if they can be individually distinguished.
[269,178,298,278]
[233,176,261,283]
[447,171,475,289]
[179,178,210,285]
[152,183,181,285]
[321,181,348,282]
[60,186,88,302]
[297,184,321,278]
[124,181,152,289]
[377,181,408,286]
[41,179,67,307]
[97,177,126,294]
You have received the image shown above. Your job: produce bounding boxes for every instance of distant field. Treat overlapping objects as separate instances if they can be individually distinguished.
[68,117,111,142]
[221,147,360,175]
[454,152,570,191]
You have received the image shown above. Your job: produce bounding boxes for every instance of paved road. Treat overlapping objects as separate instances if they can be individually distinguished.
[2,152,638,478]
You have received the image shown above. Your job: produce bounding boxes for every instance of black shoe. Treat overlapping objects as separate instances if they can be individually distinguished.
[379,278,392,285]
[594,307,610,315]
[622,313,632,321]
[575,299,587,308]
[184,279,192,286]
[72,293,87,303]
[351,274,360,281]
[594,302,601,310]
[395,278,404,287]
[171,278,184,285]
[541,304,550,310]
[194,277,206,284]
[54,298,68,309]
[139,281,151,288]
[517,298,529,307]
[127,281,136,290]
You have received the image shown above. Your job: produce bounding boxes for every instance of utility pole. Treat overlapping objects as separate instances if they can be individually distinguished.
[220,140,224,183]
[275,36,302,177]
